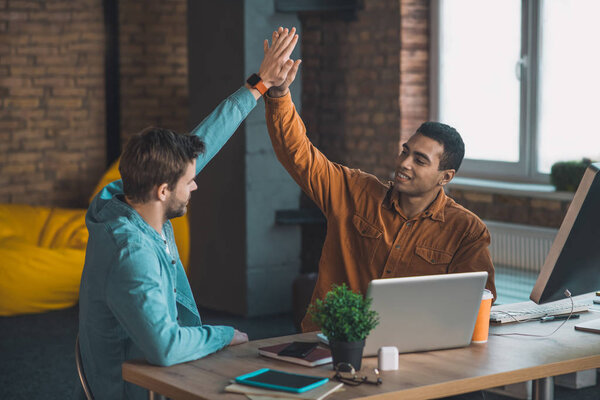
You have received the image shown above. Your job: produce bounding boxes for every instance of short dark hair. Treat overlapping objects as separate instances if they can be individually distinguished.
[119,127,205,203]
[415,122,465,171]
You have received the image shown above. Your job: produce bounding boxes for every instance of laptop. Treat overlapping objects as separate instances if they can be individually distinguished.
[363,271,487,356]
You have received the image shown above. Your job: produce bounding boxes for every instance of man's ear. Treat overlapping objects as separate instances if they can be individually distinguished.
[156,183,170,202]
[438,169,455,186]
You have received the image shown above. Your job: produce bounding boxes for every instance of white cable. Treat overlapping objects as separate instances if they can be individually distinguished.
[491,289,574,338]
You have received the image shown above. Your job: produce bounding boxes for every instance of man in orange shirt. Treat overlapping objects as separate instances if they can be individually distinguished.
[264,29,495,332]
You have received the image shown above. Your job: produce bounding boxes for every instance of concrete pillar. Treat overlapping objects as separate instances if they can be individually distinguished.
[187,0,301,316]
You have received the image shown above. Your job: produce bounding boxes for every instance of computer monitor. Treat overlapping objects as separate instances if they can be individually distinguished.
[530,162,600,304]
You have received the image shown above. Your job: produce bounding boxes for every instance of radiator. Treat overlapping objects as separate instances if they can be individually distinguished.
[484,220,558,272]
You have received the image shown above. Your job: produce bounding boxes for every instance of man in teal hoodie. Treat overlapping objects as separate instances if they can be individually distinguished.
[77,28,299,399]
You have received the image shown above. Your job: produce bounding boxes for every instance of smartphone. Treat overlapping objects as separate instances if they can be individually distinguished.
[235,368,329,393]
[277,341,318,358]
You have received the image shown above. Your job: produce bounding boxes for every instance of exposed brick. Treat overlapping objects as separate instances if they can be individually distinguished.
[530,198,562,211]
[0,0,105,207]
[5,97,39,108]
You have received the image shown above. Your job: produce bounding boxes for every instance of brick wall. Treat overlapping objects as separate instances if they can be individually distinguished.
[0,0,189,208]
[0,0,106,207]
[119,0,188,144]
[400,0,429,143]
[447,188,570,229]
[298,0,567,229]
[299,0,402,181]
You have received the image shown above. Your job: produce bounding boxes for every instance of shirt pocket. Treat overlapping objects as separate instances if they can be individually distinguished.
[352,214,383,239]
[410,246,453,275]
[351,214,383,267]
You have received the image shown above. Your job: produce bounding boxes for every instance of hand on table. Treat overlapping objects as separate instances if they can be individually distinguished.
[229,329,249,346]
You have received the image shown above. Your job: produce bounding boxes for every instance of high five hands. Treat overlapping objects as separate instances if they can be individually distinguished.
[264,27,302,98]
[251,27,302,99]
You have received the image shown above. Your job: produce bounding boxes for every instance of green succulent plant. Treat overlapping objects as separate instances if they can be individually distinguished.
[308,283,379,343]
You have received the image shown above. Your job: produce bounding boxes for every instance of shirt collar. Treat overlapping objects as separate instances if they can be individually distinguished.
[382,185,447,222]
[423,189,447,222]
[108,195,169,242]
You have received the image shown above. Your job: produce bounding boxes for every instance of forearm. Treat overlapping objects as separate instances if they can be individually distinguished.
[191,86,257,174]
[108,279,234,367]
[143,323,234,367]
[264,92,336,211]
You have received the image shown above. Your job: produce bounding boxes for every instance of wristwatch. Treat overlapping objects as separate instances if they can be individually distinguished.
[246,73,268,95]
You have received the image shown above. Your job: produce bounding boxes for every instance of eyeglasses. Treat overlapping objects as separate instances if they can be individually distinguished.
[333,362,382,386]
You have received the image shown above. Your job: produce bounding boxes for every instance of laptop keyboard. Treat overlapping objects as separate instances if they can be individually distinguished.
[490,298,590,323]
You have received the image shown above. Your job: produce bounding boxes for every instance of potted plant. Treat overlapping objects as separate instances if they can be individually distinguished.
[307,283,379,370]
[550,158,592,192]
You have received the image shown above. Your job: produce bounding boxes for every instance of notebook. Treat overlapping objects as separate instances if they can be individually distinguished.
[225,381,343,400]
[258,342,332,367]
[363,271,487,356]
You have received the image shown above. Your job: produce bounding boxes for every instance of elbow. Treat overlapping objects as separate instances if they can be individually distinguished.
[146,351,177,367]
[143,339,179,367]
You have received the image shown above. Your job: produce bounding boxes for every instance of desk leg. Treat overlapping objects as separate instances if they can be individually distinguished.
[148,390,166,400]
[531,377,554,400]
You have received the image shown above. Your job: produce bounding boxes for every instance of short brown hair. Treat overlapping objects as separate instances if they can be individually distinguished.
[119,127,205,203]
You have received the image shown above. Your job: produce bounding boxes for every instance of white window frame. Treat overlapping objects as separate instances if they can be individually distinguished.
[430,0,547,183]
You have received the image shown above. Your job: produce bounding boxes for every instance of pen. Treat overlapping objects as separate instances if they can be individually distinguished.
[540,314,580,323]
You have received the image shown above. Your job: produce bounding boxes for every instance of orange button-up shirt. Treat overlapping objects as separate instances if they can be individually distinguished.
[265,93,496,332]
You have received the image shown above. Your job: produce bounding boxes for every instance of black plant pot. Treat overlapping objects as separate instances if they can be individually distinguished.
[329,339,365,370]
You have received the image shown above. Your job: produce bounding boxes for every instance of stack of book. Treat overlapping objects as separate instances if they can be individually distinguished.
[225,342,342,400]
[225,380,343,400]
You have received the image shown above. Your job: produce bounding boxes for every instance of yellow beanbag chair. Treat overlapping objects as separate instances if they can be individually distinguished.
[0,204,87,315]
[0,159,190,316]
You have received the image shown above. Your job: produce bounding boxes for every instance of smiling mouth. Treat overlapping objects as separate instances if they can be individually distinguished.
[395,172,411,181]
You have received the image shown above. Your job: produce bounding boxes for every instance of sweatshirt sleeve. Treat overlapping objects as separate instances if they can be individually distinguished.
[105,245,233,366]
[192,86,257,175]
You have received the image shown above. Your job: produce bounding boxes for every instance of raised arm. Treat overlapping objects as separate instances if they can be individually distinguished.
[264,31,356,216]
[193,27,300,175]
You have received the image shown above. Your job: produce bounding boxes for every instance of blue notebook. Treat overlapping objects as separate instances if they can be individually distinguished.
[235,368,329,393]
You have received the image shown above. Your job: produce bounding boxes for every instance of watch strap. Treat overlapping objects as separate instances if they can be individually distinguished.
[254,80,268,95]
[247,73,268,95]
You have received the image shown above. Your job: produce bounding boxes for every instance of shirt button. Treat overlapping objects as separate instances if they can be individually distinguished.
[171,260,176,264]
[406,222,412,227]
[386,270,392,274]
[174,288,177,293]
[163,240,167,244]
[395,245,401,249]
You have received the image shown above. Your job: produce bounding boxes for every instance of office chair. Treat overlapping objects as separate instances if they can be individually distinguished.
[75,334,94,400]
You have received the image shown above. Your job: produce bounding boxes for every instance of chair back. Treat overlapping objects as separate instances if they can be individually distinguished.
[75,334,94,400]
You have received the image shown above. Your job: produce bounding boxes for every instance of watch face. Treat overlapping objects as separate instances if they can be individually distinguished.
[247,73,261,86]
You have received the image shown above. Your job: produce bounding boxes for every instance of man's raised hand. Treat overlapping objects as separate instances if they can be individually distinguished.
[258,27,301,92]
[265,28,301,98]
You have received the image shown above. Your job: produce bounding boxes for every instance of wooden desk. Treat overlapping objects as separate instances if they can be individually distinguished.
[123,311,600,400]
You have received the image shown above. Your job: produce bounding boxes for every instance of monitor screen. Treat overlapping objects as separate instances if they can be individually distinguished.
[530,163,600,303]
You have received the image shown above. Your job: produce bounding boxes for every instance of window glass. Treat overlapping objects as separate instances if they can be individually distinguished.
[438,0,522,163]
[537,0,600,173]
